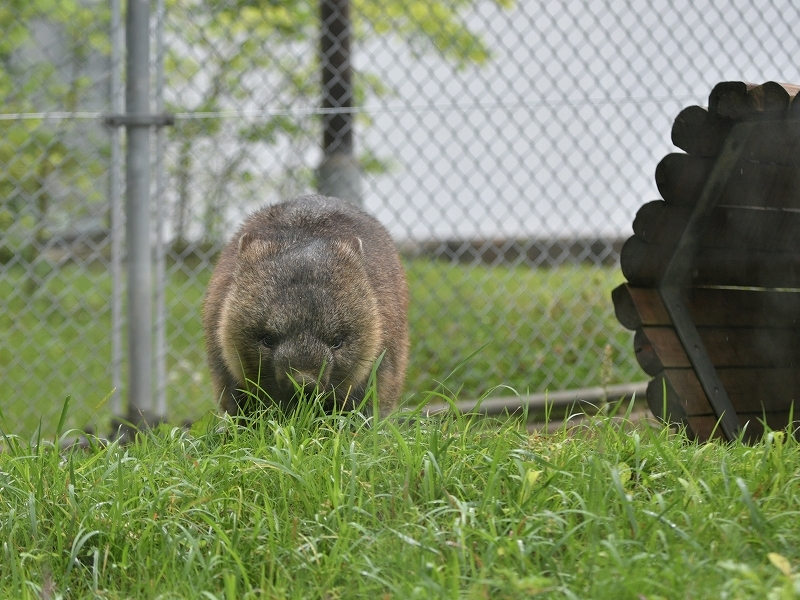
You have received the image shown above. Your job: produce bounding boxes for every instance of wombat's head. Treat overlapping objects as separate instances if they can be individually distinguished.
[218,233,382,412]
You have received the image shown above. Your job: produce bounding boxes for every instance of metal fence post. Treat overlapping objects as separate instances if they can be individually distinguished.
[123,0,157,430]
[109,0,123,422]
[154,0,168,420]
[317,0,362,205]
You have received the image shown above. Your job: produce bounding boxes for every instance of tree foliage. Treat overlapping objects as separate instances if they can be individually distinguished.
[0,0,510,249]
[164,0,511,242]
[0,0,109,261]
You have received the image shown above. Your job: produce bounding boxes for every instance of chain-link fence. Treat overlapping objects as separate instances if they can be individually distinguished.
[0,0,116,435]
[3,0,800,435]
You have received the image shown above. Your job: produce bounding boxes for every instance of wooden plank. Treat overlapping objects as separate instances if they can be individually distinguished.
[684,416,727,441]
[636,326,800,373]
[662,368,800,414]
[647,369,800,443]
[632,201,800,254]
[671,105,732,157]
[613,284,800,329]
[687,413,798,443]
[709,81,758,119]
[611,283,669,330]
[620,234,800,288]
[647,372,693,423]
[739,120,800,167]
[746,82,800,114]
[636,327,689,375]
[611,283,638,329]
[655,153,713,206]
[645,372,794,442]
[655,152,800,208]
[706,81,800,120]
[633,327,668,376]
[789,93,800,119]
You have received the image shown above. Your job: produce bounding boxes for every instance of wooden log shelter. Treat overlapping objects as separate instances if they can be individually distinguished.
[613,81,800,442]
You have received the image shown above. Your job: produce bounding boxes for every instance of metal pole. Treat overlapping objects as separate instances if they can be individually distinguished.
[317,0,362,204]
[154,0,167,419]
[124,0,156,428]
[421,381,650,417]
[109,0,123,419]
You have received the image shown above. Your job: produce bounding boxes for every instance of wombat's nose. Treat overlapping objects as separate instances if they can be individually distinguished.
[289,370,320,397]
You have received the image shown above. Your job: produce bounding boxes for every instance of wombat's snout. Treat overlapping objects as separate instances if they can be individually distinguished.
[273,338,333,400]
[280,368,328,398]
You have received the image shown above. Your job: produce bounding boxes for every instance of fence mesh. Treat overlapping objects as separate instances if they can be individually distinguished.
[0,0,114,434]
[3,0,800,434]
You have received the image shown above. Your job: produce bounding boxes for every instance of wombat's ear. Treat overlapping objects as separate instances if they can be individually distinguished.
[238,232,280,258]
[333,236,364,259]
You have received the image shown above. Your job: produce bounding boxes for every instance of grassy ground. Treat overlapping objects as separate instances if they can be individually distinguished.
[0,260,634,437]
[404,260,632,399]
[1,400,799,598]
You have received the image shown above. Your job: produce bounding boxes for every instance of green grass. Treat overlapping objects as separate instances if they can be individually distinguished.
[2,399,800,598]
[405,260,632,399]
[0,260,634,436]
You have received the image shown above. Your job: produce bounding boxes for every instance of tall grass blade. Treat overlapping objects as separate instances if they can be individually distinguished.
[736,477,767,533]
[55,395,71,442]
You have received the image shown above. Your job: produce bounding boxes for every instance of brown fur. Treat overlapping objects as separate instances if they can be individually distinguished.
[202,195,409,417]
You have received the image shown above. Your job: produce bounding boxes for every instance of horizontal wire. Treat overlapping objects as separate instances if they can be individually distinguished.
[0,94,702,122]
[0,111,106,121]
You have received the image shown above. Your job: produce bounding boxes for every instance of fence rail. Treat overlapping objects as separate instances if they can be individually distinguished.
[2,0,800,435]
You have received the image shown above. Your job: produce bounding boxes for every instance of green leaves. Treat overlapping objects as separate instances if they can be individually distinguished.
[356,0,501,67]
[0,0,109,250]
[240,114,302,143]
[162,0,511,212]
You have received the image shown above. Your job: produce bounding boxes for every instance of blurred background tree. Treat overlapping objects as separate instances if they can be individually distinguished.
[0,0,109,265]
[163,0,510,246]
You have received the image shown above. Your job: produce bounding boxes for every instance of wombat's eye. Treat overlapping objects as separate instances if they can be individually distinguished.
[331,338,344,350]
[259,333,278,348]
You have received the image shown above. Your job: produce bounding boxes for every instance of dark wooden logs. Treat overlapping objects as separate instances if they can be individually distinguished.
[612,284,662,330]
[612,284,800,331]
[620,235,800,288]
[654,368,800,414]
[646,372,798,443]
[746,82,800,113]
[708,82,758,119]
[646,372,690,424]
[615,282,800,440]
[632,327,662,376]
[617,82,800,442]
[624,280,800,437]
[654,154,713,206]
[671,106,733,157]
[709,81,800,120]
[655,152,800,209]
[632,201,800,253]
[612,284,800,415]
[686,413,796,443]
[634,326,800,374]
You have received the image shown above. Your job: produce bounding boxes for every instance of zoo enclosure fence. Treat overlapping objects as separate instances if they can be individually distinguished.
[2,0,799,435]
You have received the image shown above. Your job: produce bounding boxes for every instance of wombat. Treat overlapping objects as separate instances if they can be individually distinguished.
[202,195,409,417]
